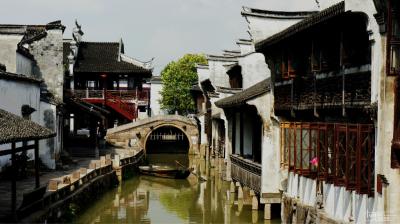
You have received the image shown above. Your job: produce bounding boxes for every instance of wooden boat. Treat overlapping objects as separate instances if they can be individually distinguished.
[138,165,191,179]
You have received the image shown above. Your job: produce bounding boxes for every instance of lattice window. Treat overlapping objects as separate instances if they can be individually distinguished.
[317,125,327,180]
[335,125,347,186]
[346,125,358,190]
[389,8,400,75]
[282,50,296,79]
[358,125,375,195]
[289,125,295,170]
[300,124,310,174]
[295,124,302,172]
[281,122,375,195]
[281,123,290,167]
[310,124,318,176]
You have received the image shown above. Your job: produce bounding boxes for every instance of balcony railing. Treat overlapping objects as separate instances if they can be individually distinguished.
[230,154,261,194]
[66,89,150,103]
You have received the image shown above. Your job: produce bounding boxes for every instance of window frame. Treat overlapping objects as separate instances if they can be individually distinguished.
[281,122,375,196]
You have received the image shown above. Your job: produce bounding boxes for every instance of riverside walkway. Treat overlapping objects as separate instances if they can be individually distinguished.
[0,149,144,222]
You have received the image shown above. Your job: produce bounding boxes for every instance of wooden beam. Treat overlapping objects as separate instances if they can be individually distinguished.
[240,110,244,156]
[0,144,35,156]
[34,140,40,188]
[232,112,236,154]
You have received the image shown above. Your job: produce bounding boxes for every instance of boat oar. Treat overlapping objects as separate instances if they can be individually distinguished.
[175,160,206,182]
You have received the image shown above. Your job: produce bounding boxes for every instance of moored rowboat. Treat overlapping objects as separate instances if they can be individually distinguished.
[138,165,191,179]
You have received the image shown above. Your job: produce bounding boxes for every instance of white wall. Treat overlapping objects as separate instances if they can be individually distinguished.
[239,53,270,89]
[244,16,305,44]
[38,101,60,169]
[286,173,375,224]
[0,79,40,120]
[28,29,64,100]
[0,79,60,170]
[207,60,231,88]
[16,52,35,77]
[237,42,255,55]
[150,81,163,116]
[248,93,282,195]
[198,114,207,145]
[197,66,210,83]
[0,79,40,168]
[0,34,23,73]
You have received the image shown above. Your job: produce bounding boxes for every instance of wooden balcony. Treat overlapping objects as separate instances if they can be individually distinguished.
[66,88,150,120]
[230,154,261,194]
[274,65,371,111]
[66,89,150,105]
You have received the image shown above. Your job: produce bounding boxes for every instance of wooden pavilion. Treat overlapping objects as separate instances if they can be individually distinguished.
[0,108,55,220]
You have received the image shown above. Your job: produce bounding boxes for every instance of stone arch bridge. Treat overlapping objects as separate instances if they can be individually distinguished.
[106,115,199,155]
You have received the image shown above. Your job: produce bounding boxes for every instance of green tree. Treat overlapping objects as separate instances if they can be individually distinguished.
[160,54,207,115]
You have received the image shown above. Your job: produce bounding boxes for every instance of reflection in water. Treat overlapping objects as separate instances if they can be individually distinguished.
[75,154,281,224]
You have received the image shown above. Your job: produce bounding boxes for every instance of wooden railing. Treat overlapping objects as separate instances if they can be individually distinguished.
[105,92,137,120]
[66,88,150,120]
[230,154,261,194]
[67,88,150,102]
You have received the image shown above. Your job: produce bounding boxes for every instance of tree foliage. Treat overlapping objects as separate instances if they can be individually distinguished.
[160,54,207,115]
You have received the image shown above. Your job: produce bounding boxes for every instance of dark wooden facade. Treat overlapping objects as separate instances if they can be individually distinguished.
[257,2,376,196]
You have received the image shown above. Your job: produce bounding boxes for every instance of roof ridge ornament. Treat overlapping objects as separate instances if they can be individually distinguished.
[72,19,84,43]
[315,0,321,9]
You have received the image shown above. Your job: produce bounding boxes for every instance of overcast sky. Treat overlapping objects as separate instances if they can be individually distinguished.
[0,0,318,74]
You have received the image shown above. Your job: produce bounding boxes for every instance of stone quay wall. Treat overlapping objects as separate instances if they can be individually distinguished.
[18,149,144,223]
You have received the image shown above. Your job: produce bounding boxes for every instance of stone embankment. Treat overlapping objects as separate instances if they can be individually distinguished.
[19,149,144,223]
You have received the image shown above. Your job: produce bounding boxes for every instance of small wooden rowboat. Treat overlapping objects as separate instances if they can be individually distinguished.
[138,165,191,179]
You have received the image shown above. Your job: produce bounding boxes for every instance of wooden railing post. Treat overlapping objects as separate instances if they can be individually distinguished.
[34,140,40,188]
[11,142,16,219]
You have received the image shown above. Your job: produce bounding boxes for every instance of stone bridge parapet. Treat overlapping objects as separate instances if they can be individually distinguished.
[106,115,199,154]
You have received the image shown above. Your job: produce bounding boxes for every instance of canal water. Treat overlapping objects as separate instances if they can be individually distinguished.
[75,154,281,224]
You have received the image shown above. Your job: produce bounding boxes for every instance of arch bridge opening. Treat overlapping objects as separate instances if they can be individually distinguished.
[145,126,190,154]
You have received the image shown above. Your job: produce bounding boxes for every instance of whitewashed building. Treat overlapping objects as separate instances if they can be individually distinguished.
[0,21,65,169]
[149,76,166,116]
[201,7,318,219]
[253,0,400,223]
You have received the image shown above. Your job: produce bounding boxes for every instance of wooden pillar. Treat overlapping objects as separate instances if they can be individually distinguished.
[11,142,16,217]
[34,140,40,188]
[232,112,236,154]
[239,110,244,156]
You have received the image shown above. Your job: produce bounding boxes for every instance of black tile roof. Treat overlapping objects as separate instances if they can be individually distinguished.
[255,1,345,50]
[215,78,271,108]
[19,26,47,45]
[0,70,42,84]
[0,108,55,144]
[242,7,318,19]
[72,42,152,76]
